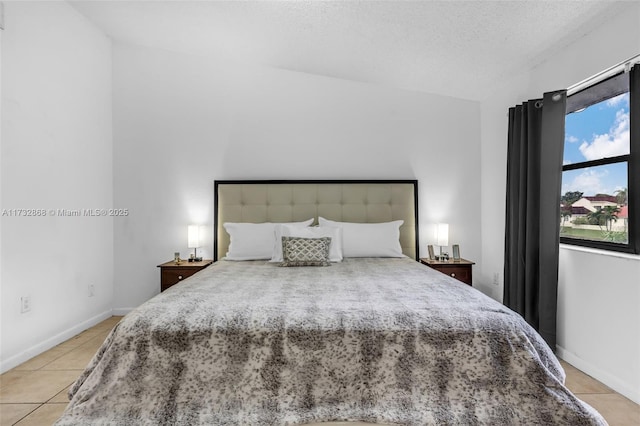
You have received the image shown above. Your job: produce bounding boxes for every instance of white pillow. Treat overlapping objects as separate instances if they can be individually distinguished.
[271,225,343,262]
[224,219,313,260]
[318,217,404,258]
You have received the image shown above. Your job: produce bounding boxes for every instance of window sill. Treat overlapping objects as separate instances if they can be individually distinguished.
[560,243,640,261]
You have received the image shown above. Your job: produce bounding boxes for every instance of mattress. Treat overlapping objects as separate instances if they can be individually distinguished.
[55,258,606,425]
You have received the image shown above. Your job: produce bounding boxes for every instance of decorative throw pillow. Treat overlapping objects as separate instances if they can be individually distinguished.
[271,225,343,262]
[280,236,331,267]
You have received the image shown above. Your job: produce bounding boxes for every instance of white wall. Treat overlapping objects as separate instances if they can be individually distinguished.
[480,3,640,402]
[478,71,531,300]
[557,247,640,402]
[112,44,482,310]
[0,7,4,372]
[0,2,113,372]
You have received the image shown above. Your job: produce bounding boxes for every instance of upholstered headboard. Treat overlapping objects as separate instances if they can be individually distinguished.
[214,180,419,261]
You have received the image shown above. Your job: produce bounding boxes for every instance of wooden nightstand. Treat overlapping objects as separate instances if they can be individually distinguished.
[157,259,213,291]
[420,258,475,285]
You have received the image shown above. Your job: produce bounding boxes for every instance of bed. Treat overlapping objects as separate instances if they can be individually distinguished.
[55,180,606,425]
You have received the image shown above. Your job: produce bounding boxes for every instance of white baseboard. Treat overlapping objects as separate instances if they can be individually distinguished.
[112,307,134,316]
[0,309,113,374]
[556,345,640,404]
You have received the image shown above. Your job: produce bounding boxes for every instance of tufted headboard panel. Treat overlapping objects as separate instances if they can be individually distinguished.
[214,180,419,261]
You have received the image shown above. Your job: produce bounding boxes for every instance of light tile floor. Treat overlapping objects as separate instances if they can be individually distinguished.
[0,316,121,425]
[1,316,638,425]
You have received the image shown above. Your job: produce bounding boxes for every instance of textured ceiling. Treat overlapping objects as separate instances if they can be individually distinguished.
[70,1,630,100]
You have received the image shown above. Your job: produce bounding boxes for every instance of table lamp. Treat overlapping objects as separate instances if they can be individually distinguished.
[435,223,449,261]
[188,225,203,262]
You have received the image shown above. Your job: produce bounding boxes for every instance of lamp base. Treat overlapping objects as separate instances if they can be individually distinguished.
[188,257,203,262]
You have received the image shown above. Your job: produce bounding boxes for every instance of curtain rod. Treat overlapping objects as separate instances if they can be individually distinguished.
[567,54,640,96]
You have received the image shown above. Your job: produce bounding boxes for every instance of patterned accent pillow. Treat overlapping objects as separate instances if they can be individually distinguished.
[280,236,331,267]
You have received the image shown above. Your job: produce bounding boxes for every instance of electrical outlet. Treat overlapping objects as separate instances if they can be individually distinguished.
[20,296,31,313]
[88,284,95,297]
[493,272,500,286]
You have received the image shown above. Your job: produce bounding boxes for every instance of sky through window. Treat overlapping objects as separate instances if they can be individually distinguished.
[563,93,629,196]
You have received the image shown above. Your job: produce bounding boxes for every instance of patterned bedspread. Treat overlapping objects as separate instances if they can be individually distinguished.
[56,258,606,425]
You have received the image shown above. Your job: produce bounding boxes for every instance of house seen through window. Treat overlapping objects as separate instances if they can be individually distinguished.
[560,69,637,253]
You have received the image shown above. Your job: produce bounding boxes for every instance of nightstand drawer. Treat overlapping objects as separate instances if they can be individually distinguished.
[161,268,199,290]
[419,258,474,285]
[157,260,213,292]
[437,265,471,283]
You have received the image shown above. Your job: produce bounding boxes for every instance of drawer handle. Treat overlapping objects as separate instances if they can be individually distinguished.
[451,273,456,277]
[178,275,183,280]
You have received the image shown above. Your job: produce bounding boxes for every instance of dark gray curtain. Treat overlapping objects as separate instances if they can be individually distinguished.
[504,90,567,350]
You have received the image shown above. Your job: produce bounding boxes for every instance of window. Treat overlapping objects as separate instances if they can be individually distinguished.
[560,68,639,254]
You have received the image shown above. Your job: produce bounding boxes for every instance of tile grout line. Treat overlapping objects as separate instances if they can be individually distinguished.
[45,384,73,405]
[574,392,617,395]
[38,369,85,372]
[31,334,108,374]
[11,332,97,373]
[10,402,44,426]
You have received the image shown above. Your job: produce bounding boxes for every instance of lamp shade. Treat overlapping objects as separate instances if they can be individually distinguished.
[188,225,201,249]
[435,223,449,247]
